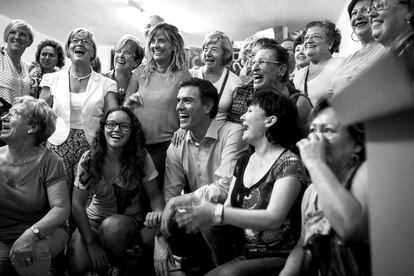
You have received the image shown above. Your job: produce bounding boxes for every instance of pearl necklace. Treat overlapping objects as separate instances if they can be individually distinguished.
[69,68,92,81]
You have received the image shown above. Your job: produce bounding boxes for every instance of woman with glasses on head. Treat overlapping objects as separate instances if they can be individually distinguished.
[369,0,414,81]
[68,107,164,275]
[331,0,387,94]
[103,35,144,105]
[293,20,343,105]
[39,28,119,189]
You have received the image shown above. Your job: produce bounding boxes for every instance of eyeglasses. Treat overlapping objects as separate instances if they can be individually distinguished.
[105,120,132,131]
[304,33,326,42]
[369,0,408,12]
[114,49,136,58]
[249,59,281,68]
[350,6,371,19]
[71,38,93,46]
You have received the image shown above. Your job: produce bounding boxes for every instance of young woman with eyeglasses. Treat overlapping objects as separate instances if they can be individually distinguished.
[68,106,164,275]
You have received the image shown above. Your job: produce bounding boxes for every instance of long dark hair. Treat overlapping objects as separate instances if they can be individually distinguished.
[80,107,147,190]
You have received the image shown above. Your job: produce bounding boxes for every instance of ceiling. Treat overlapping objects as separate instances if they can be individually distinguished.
[0,0,346,47]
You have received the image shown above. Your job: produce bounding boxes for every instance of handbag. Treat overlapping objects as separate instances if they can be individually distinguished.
[304,231,371,276]
[304,163,371,276]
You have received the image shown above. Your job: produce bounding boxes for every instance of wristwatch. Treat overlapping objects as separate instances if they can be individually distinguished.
[30,226,41,239]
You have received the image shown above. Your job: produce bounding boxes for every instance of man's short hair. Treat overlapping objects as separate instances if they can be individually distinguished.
[179,78,219,119]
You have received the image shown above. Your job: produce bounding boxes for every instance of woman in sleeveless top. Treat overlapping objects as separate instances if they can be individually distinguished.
[280,99,369,276]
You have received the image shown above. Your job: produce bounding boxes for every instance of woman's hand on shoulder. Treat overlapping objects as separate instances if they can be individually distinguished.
[171,128,186,147]
[123,92,143,109]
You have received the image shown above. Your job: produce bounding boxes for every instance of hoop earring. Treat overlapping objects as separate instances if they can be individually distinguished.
[351,32,360,42]
[351,153,360,166]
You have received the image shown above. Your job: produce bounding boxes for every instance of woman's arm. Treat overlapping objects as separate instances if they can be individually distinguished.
[10,180,70,266]
[104,91,119,115]
[39,86,53,106]
[306,161,369,240]
[71,187,109,270]
[279,194,308,276]
[143,178,165,228]
[223,175,302,231]
[71,187,96,246]
[183,175,302,232]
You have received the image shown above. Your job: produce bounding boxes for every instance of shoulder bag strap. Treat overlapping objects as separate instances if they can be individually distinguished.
[218,69,230,99]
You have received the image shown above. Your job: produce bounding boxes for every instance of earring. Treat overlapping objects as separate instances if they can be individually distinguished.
[351,32,360,42]
[351,153,360,166]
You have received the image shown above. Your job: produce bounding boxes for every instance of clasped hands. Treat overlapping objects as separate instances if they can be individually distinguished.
[160,194,217,236]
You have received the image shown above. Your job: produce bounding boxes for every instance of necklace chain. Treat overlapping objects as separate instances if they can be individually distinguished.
[9,148,38,166]
[69,68,92,81]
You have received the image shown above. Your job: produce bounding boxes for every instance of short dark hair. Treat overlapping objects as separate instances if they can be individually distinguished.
[305,20,341,53]
[294,33,305,50]
[309,98,365,161]
[179,78,219,119]
[35,39,65,69]
[259,42,290,83]
[248,90,303,152]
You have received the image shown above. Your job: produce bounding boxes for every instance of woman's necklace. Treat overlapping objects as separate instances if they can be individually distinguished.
[69,67,92,81]
[9,147,39,166]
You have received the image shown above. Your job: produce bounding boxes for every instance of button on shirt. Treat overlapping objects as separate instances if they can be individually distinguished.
[164,119,247,203]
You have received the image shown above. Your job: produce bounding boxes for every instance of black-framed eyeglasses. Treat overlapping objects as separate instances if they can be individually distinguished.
[369,0,409,12]
[105,120,131,131]
[250,59,281,68]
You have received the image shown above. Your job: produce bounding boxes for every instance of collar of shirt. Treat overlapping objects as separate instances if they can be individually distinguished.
[186,118,219,146]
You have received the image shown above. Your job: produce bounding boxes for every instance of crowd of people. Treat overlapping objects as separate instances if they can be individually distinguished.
[0,0,413,275]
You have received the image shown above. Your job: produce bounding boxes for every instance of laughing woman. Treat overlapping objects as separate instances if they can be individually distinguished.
[190,31,240,121]
[331,0,386,94]
[68,107,164,275]
[0,96,69,276]
[39,28,118,189]
[124,23,191,189]
[0,20,33,106]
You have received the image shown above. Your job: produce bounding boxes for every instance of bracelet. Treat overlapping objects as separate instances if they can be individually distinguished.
[213,204,224,225]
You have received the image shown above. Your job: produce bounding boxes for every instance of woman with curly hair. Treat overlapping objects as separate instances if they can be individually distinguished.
[29,39,65,98]
[67,107,164,275]
[124,23,191,190]
[293,20,343,105]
